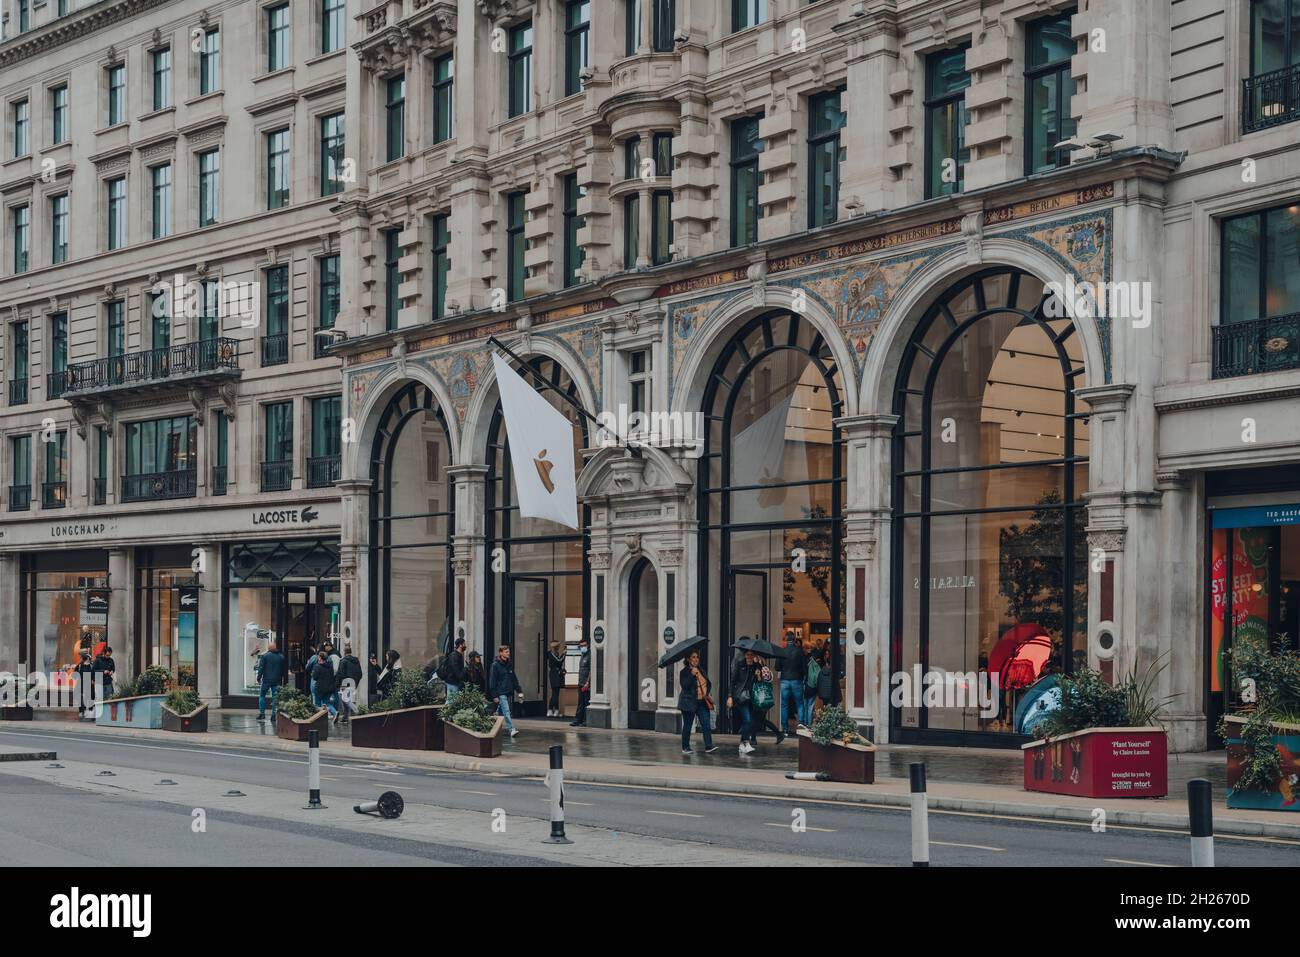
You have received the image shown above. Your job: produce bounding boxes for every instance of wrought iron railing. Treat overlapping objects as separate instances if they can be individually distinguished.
[261,460,293,491]
[9,484,31,512]
[56,338,239,395]
[307,454,341,488]
[211,465,228,496]
[8,379,28,406]
[1213,313,1300,378]
[121,468,198,503]
[47,371,68,400]
[41,481,66,509]
[1242,63,1300,134]
[93,477,106,506]
[314,331,337,359]
[262,333,289,366]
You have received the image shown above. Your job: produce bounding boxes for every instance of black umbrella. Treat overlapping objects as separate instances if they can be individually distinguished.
[658,634,708,669]
[737,636,783,658]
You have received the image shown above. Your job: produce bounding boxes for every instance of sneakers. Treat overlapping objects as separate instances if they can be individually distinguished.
[256,714,266,722]
[681,748,693,755]
[739,742,755,755]
[510,728,519,738]
[705,746,719,754]
[775,732,786,744]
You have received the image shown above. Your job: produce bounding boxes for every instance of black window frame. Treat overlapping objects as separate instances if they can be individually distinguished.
[562,173,585,288]
[1024,9,1079,175]
[198,148,220,226]
[385,227,402,329]
[432,53,455,143]
[807,88,846,228]
[506,191,528,302]
[564,1,591,98]
[267,3,291,73]
[432,213,451,319]
[924,43,972,199]
[320,111,345,196]
[385,72,406,163]
[729,114,764,248]
[200,28,221,95]
[508,20,534,118]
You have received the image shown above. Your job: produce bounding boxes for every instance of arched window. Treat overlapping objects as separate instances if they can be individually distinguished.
[368,382,454,670]
[485,356,589,714]
[891,266,1090,742]
[699,311,846,724]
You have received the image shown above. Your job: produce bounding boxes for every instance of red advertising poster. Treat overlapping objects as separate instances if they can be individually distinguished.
[1023,728,1168,798]
[1209,528,1272,694]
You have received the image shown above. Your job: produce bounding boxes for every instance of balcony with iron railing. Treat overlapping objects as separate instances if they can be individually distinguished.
[307,454,341,488]
[1242,63,1300,134]
[9,485,31,512]
[261,460,293,492]
[93,477,106,506]
[1213,313,1300,378]
[314,330,338,359]
[47,372,67,401]
[121,468,197,503]
[262,333,289,366]
[52,338,240,399]
[41,481,67,509]
[211,465,228,496]
[9,379,28,406]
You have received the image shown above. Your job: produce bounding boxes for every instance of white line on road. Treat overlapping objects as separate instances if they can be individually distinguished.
[645,809,702,818]
[1105,858,1174,867]
[930,840,1005,851]
[456,789,498,796]
[763,822,836,833]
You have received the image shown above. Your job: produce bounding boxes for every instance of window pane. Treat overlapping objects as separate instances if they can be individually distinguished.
[1223,214,1262,323]
[1028,14,1075,68]
[1264,204,1300,317]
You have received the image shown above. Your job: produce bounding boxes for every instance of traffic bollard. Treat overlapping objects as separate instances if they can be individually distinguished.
[355,791,405,819]
[1188,778,1214,867]
[910,762,929,868]
[785,770,830,781]
[544,745,573,844]
[304,729,326,809]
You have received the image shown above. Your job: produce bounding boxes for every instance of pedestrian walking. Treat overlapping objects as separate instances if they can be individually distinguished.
[336,644,363,724]
[75,652,95,717]
[815,646,836,718]
[751,659,785,744]
[437,637,467,695]
[489,646,522,738]
[322,641,342,716]
[678,650,717,754]
[313,650,339,719]
[465,651,487,696]
[545,641,566,717]
[374,649,401,700]
[92,646,116,701]
[570,637,591,727]
[728,649,759,754]
[256,641,287,720]
[779,629,808,730]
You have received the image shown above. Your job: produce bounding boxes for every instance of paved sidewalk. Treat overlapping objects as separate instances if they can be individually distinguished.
[8,710,1294,840]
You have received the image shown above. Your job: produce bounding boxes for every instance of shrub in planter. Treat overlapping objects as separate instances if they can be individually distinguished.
[161,689,208,733]
[275,688,328,742]
[443,687,504,758]
[1219,641,1300,810]
[131,666,173,698]
[1022,660,1173,798]
[351,670,445,750]
[797,706,875,784]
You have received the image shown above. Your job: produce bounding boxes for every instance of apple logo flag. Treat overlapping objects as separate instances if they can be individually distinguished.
[491,353,580,530]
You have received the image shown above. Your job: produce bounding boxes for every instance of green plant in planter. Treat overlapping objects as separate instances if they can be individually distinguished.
[444,686,494,732]
[277,688,319,721]
[810,706,868,747]
[109,676,138,700]
[1216,641,1300,793]
[134,666,173,696]
[164,688,200,715]
[1035,658,1176,741]
[369,667,440,714]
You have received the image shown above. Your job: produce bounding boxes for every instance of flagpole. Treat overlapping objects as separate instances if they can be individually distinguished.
[487,336,641,456]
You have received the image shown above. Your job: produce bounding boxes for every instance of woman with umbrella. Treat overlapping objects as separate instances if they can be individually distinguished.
[728,648,760,754]
[677,649,718,754]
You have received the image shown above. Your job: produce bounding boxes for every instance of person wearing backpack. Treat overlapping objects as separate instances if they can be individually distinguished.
[438,637,467,694]
[336,644,364,724]
[779,630,807,732]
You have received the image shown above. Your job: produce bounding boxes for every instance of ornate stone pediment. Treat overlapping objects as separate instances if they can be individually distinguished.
[477,0,517,20]
[358,0,457,73]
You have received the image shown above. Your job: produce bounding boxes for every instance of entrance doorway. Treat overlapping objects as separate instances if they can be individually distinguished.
[509,577,548,709]
[278,587,317,694]
[627,558,659,730]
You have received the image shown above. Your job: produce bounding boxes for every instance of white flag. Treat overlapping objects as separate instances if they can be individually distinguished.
[491,353,580,530]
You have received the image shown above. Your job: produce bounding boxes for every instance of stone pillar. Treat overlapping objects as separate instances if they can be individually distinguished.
[0,554,19,673]
[195,541,222,705]
[838,8,901,214]
[838,412,897,743]
[107,547,134,678]
[337,477,369,692]
[1154,470,1205,752]
[585,549,612,728]
[448,464,488,655]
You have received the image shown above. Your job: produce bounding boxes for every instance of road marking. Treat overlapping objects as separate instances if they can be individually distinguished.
[456,789,498,796]
[763,822,835,833]
[645,809,702,818]
[931,840,1005,851]
[1105,858,1174,867]
[537,798,595,807]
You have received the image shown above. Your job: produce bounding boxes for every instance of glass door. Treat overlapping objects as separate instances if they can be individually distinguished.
[726,569,769,730]
[277,587,315,693]
[510,577,548,714]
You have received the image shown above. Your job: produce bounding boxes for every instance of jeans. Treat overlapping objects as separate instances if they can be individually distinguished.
[444,683,461,696]
[496,695,515,734]
[780,679,804,727]
[738,702,755,744]
[681,707,714,750]
[258,682,280,717]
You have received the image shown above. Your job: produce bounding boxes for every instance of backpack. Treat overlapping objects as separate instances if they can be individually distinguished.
[435,655,453,682]
[805,658,822,693]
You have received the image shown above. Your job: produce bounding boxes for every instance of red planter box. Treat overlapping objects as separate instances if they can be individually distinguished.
[161,703,208,733]
[1022,727,1167,798]
[350,705,444,750]
[796,731,875,784]
[443,716,504,758]
[277,709,330,742]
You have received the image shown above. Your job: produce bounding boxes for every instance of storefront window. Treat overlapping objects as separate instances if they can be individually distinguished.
[28,566,110,683]
[141,566,199,688]
[892,267,1090,740]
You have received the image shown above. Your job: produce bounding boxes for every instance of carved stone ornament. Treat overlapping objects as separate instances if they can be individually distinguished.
[625,533,642,556]
[588,551,611,570]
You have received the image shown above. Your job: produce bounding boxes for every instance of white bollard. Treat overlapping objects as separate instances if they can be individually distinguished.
[544,745,573,844]
[304,729,326,809]
[910,762,929,867]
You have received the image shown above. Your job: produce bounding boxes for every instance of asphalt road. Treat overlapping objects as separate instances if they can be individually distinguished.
[2,726,1297,867]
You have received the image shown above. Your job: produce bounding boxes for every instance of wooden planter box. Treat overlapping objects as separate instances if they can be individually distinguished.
[444,716,504,758]
[96,694,167,729]
[1022,726,1167,798]
[350,704,444,750]
[276,709,330,742]
[796,730,875,784]
[161,703,208,733]
[0,705,34,721]
[1224,716,1300,811]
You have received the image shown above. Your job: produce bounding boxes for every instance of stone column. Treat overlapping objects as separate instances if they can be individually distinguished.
[585,549,612,728]
[837,8,900,214]
[107,547,134,678]
[1155,469,1206,752]
[195,541,222,705]
[448,464,488,655]
[337,477,370,688]
[837,412,897,743]
[0,554,19,673]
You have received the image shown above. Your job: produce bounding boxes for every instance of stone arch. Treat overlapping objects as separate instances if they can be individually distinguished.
[348,363,461,483]
[859,240,1110,416]
[671,286,860,419]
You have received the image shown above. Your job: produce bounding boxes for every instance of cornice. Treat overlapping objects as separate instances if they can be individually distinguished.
[0,0,172,69]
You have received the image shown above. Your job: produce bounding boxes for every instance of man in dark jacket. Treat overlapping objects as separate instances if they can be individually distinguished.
[312,650,339,718]
[488,646,522,738]
[570,638,591,727]
[439,637,467,694]
[92,647,116,701]
[336,644,363,724]
[257,642,286,720]
[779,630,808,730]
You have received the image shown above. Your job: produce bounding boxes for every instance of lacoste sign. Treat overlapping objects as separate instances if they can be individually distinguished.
[251,505,321,527]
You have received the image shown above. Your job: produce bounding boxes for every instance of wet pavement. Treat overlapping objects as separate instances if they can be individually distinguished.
[34,708,1228,793]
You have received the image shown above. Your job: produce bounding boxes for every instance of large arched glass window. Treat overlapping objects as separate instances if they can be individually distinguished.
[368,382,454,670]
[891,267,1090,742]
[485,356,589,714]
[699,312,846,722]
